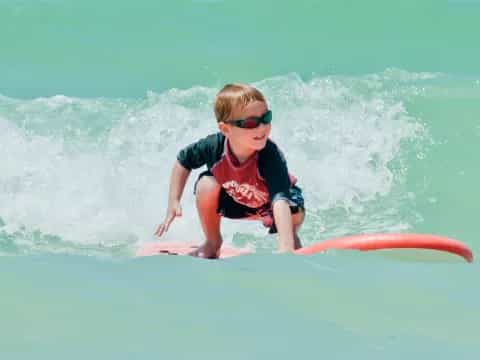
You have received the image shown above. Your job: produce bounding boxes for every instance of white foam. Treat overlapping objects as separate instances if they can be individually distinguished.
[0,71,425,254]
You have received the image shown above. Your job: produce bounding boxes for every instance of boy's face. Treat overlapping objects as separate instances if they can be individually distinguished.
[219,100,271,151]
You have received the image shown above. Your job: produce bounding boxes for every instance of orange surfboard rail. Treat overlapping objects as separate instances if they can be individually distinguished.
[295,233,474,263]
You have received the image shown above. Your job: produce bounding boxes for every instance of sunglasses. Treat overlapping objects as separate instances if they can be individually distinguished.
[224,110,272,129]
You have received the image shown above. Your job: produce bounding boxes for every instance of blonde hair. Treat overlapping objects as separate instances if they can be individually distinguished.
[214,83,266,123]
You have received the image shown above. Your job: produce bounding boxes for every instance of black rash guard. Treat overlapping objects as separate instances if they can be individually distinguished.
[177,132,297,209]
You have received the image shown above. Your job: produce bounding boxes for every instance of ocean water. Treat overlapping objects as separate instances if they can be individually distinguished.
[1,0,480,358]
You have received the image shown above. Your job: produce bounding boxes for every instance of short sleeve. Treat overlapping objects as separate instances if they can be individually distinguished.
[176,133,223,170]
[258,140,292,204]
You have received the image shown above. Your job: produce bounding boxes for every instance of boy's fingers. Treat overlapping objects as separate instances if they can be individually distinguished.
[155,208,181,237]
[164,213,176,232]
[155,217,171,236]
[154,224,165,237]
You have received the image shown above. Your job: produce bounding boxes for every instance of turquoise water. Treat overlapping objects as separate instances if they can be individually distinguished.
[1,1,480,358]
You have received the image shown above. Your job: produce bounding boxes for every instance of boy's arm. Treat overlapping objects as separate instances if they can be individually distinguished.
[154,160,190,237]
[272,199,295,252]
[258,140,297,252]
[155,133,222,236]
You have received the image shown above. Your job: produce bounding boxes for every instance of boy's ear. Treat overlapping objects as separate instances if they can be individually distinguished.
[218,122,230,136]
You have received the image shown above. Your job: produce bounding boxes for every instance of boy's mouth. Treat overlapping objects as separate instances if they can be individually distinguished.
[253,134,266,141]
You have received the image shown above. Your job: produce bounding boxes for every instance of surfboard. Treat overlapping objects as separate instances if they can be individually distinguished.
[136,241,251,259]
[297,233,473,262]
[136,233,473,262]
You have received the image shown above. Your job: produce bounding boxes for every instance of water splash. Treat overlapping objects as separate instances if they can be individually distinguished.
[0,70,428,256]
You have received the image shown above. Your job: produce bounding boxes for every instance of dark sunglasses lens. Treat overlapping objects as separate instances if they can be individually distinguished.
[241,118,260,129]
[262,111,272,124]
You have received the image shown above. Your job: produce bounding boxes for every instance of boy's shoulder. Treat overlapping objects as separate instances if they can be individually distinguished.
[177,132,225,170]
[263,138,278,150]
[260,138,285,160]
[204,131,225,144]
[200,132,225,154]
[196,132,226,165]
[187,132,224,152]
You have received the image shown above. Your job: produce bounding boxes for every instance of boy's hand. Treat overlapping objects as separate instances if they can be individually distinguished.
[154,201,182,237]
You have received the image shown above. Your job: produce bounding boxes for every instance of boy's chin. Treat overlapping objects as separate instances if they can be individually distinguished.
[250,140,267,150]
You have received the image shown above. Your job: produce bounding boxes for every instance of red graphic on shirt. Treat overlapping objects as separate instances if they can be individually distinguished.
[222,180,269,208]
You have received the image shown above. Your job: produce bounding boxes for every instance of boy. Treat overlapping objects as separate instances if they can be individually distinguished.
[155,83,305,258]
